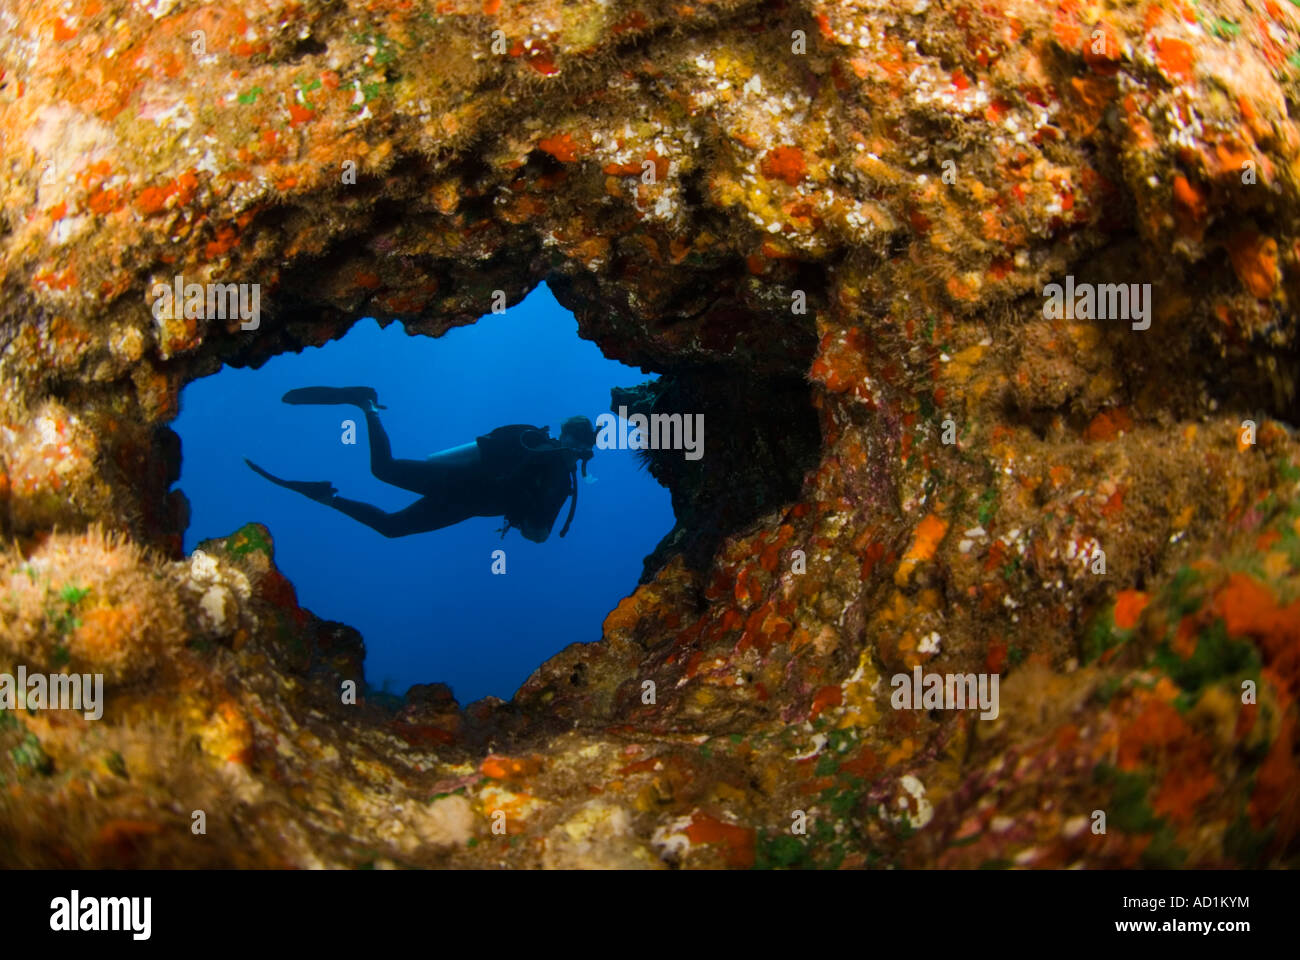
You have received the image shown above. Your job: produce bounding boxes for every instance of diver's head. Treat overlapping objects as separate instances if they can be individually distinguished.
[559,415,596,477]
[560,415,597,459]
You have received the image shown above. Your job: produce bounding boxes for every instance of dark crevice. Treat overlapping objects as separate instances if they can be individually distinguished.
[612,368,821,583]
[286,35,328,62]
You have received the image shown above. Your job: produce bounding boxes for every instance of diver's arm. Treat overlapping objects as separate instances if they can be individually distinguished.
[510,455,578,542]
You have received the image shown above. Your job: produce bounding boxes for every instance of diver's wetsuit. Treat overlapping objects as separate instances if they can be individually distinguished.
[246,389,586,543]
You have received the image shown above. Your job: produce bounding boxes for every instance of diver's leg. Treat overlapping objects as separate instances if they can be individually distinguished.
[322,495,465,538]
[248,460,475,536]
[281,387,441,493]
[358,407,445,493]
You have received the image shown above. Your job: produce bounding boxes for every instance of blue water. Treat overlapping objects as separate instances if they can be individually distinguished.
[172,282,674,703]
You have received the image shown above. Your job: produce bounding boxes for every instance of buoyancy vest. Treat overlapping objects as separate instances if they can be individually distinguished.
[476,424,582,539]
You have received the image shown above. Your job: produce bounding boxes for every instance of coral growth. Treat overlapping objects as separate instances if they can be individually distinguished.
[0,526,186,684]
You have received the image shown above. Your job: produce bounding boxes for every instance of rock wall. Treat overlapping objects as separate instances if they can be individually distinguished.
[1,0,1297,867]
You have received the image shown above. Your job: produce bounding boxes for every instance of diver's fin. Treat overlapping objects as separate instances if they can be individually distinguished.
[245,458,337,502]
[280,386,385,410]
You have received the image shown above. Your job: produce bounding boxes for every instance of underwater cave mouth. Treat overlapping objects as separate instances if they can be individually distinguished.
[167,248,824,711]
[172,282,679,704]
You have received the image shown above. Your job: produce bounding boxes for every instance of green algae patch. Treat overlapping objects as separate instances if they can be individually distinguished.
[1140,824,1188,869]
[10,733,52,776]
[225,524,273,559]
[1154,619,1260,697]
[1082,610,1127,665]
[49,584,88,642]
[105,751,128,780]
[1091,762,1187,866]
[1224,814,1273,867]
[754,832,814,869]
[1093,764,1160,833]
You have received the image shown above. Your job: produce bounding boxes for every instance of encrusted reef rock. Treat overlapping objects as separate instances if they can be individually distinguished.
[2,0,1299,867]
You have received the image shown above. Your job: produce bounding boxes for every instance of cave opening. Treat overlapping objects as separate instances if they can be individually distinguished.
[171,281,675,704]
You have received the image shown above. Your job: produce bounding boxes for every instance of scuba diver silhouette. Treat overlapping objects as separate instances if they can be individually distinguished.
[245,387,597,543]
